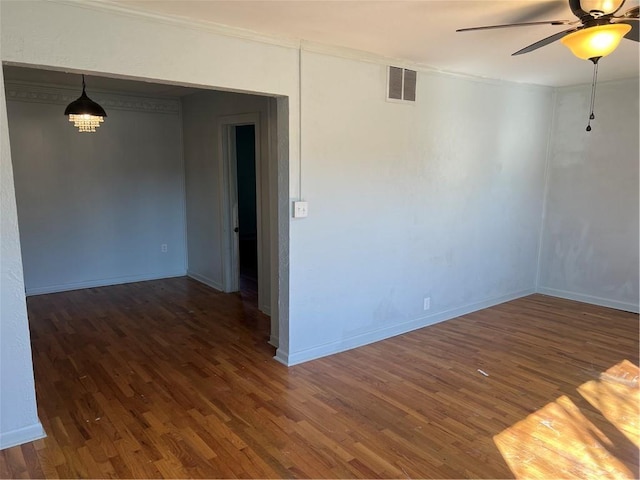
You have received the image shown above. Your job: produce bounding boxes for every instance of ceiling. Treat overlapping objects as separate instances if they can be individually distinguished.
[104,0,640,87]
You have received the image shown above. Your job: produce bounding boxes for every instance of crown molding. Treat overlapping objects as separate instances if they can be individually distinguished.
[52,0,300,50]
[4,81,180,115]
[55,0,440,74]
[49,0,552,91]
[300,40,553,92]
[556,75,640,90]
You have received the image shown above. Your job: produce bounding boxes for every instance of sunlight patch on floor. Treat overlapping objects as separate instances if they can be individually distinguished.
[578,359,639,449]
[494,361,639,479]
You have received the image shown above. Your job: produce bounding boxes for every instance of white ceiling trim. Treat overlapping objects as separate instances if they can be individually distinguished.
[54,0,301,48]
[300,40,553,91]
[51,0,639,87]
[53,0,557,90]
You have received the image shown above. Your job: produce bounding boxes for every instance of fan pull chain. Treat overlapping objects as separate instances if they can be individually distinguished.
[586,57,600,132]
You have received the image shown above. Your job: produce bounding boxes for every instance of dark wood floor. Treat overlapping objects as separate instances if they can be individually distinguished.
[0,277,637,478]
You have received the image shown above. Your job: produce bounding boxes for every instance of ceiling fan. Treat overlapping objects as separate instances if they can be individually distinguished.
[457,0,638,57]
[457,0,639,130]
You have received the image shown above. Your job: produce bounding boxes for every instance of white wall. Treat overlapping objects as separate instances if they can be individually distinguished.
[0,5,297,447]
[0,50,45,449]
[538,78,640,312]
[284,51,554,364]
[0,0,301,187]
[5,82,187,294]
[1,0,635,450]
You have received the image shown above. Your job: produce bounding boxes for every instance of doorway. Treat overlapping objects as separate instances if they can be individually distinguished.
[4,66,289,361]
[235,124,258,296]
[220,113,268,313]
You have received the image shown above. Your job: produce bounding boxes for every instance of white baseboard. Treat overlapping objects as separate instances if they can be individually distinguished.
[280,288,535,366]
[186,271,224,291]
[0,421,46,450]
[537,287,639,313]
[274,348,289,366]
[26,271,187,296]
[268,335,279,348]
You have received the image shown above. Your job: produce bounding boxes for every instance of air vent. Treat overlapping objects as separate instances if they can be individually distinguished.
[387,66,417,102]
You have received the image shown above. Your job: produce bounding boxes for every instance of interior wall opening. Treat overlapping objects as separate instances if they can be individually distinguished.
[2,63,287,352]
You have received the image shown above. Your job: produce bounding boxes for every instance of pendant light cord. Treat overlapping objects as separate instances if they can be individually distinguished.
[586,57,600,132]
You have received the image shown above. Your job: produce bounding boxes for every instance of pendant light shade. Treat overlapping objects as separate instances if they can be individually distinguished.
[64,75,107,132]
[560,23,632,60]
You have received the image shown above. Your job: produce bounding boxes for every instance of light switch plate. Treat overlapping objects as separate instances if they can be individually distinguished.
[293,201,308,218]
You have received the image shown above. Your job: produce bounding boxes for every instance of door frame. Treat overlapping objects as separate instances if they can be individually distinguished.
[219,113,264,301]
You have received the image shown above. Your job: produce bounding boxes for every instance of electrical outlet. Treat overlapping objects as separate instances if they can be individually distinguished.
[161,244,168,253]
[423,297,431,311]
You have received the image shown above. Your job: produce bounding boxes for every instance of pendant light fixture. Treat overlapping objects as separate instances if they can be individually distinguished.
[64,75,107,133]
[560,23,631,132]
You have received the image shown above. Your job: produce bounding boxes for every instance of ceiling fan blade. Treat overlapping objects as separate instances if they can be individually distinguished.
[512,28,579,55]
[508,1,567,23]
[457,20,573,32]
[618,19,639,41]
[621,6,639,18]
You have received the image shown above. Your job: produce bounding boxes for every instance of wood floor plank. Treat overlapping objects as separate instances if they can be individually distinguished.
[2,445,27,478]
[0,277,637,478]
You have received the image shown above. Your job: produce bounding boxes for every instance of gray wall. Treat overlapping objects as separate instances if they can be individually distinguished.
[6,82,187,294]
[538,78,640,312]
[182,90,272,314]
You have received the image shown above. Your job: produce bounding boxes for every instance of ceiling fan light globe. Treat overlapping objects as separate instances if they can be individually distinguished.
[560,23,632,59]
[580,0,625,15]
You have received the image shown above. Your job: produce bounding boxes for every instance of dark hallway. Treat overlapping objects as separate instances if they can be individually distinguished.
[235,124,258,294]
